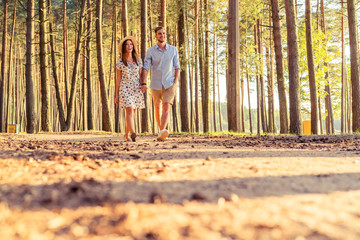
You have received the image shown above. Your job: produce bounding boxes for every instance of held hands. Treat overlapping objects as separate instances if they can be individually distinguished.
[141,85,148,93]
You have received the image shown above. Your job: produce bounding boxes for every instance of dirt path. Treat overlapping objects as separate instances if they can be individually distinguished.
[1,132,360,240]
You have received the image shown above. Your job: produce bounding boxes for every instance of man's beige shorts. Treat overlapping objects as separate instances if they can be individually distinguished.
[150,83,177,107]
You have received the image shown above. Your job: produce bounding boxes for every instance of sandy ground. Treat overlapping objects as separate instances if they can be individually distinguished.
[0,132,360,240]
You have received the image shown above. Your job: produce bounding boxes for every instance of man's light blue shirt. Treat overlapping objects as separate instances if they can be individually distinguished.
[143,43,181,90]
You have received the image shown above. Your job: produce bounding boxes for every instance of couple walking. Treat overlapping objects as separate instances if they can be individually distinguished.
[114,26,180,142]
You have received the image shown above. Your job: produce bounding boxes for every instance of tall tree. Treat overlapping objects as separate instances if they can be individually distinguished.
[141,0,150,132]
[194,0,199,132]
[39,0,50,131]
[122,0,128,37]
[305,0,318,134]
[341,0,348,133]
[271,0,288,133]
[213,32,217,132]
[178,0,189,132]
[285,0,301,134]
[0,0,7,132]
[160,0,166,28]
[202,0,210,132]
[227,0,240,132]
[86,0,94,130]
[5,3,16,129]
[347,0,360,132]
[113,0,119,132]
[63,0,69,107]
[26,0,36,133]
[96,0,112,131]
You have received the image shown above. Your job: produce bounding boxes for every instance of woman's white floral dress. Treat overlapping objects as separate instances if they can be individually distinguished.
[116,58,145,109]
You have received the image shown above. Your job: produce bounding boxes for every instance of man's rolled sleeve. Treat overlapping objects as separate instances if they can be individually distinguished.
[143,50,152,72]
[173,48,181,70]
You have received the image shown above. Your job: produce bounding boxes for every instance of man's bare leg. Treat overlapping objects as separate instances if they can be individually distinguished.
[160,102,171,130]
[154,105,161,130]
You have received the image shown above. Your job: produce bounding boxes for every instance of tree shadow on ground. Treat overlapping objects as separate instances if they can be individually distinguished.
[1,172,360,210]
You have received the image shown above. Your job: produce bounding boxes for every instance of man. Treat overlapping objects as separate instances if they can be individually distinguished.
[141,26,180,141]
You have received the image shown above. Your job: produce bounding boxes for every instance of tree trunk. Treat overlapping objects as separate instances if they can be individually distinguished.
[178,0,189,132]
[39,0,50,132]
[254,25,261,134]
[96,0,112,131]
[202,0,210,132]
[63,0,69,107]
[0,0,8,132]
[271,0,288,134]
[227,0,240,132]
[341,0,347,133]
[347,0,360,132]
[5,4,16,129]
[213,31,217,132]
[86,0,94,130]
[121,0,128,37]
[217,39,223,132]
[159,0,166,28]
[26,0,36,133]
[113,0,119,132]
[305,0,318,134]
[194,0,199,132]
[257,19,267,133]
[285,0,302,134]
[141,0,149,133]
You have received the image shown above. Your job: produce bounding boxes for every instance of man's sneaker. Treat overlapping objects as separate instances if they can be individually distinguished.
[157,129,169,141]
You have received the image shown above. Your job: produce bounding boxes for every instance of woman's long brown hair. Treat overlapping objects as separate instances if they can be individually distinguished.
[121,39,139,67]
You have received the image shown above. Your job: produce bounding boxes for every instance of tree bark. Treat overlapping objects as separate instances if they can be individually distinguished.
[141,0,149,132]
[0,0,8,132]
[5,4,16,129]
[285,0,302,134]
[202,0,210,132]
[194,0,199,132]
[213,31,217,132]
[39,0,50,132]
[86,0,94,130]
[227,0,240,132]
[160,0,166,29]
[63,0,69,107]
[122,0,128,37]
[26,0,36,133]
[341,0,347,133]
[271,0,288,133]
[347,0,360,132]
[96,0,112,131]
[305,0,318,134]
[178,0,189,132]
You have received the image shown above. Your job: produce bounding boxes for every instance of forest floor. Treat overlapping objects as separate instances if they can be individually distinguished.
[1,132,360,240]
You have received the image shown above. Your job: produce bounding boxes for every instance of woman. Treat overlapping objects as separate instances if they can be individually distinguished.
[115,36,145,142]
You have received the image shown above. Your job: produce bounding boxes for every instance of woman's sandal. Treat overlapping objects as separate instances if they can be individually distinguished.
[124,135,131,142]
[130,133,137,142]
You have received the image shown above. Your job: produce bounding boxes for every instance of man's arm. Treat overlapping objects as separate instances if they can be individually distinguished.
[173,47,181,84]
[141,68,148,93]
[174,68,180,85]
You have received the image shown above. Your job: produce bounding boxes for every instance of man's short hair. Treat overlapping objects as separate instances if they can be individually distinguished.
[155,26,164,34]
